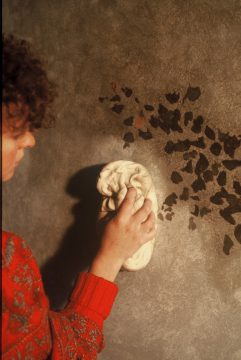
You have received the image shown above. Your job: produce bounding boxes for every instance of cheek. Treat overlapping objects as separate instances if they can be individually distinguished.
[2,137,19,177]
[3,140,18,162]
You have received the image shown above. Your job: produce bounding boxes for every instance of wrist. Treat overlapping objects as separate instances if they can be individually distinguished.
[89,252,124,282]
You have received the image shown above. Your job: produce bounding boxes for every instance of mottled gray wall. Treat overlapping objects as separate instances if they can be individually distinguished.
[2,1,241,359]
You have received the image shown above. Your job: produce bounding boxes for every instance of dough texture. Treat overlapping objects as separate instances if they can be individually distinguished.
[97,160,158,271]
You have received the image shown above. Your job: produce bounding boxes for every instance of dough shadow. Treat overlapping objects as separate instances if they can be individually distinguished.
[41,163,107,310]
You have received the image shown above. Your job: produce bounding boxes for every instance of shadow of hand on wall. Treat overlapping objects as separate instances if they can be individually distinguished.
[41,164,106,310]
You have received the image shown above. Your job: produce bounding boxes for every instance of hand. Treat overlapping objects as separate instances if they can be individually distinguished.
[89,187,156,281]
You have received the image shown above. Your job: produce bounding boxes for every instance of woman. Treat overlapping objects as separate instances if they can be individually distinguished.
[2,34,156,359]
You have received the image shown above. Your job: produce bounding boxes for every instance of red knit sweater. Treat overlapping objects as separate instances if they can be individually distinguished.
[1,231,118,359]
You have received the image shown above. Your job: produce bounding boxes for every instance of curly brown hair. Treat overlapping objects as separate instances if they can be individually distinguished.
[2,34,57,132]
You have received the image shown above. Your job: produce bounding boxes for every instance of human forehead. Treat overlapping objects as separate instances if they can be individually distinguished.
[2,103,30,133]
[3,101,29,117]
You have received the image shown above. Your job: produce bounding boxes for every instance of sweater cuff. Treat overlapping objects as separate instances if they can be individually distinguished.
[66,272,118,321]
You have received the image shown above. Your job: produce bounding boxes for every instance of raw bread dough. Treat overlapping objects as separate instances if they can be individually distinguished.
[97,160,158,271]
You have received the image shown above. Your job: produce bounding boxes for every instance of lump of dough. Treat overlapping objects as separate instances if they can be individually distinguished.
[97,160,158,271]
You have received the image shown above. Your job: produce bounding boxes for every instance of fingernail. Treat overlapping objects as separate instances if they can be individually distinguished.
[128,187,136,194]
[145,198,152,205]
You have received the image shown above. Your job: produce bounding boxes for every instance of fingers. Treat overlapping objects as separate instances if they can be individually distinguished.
[133,198,152,223]
[141,211,156,233]
[117,187,137,220]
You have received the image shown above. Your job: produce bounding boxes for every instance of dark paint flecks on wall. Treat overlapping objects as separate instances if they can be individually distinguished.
[99,85,241,254]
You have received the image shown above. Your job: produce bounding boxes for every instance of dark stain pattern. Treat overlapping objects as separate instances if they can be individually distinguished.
[222,160,241,171]
[183,150,197,160]
[209,187,241,225]
[99,85,241,254]
[218,131,241,158]
[211,163,220,176]
[190,195,200,201]
[191,116,204,134]
[205,125,216,140]
[166,213,174,221]
[138,129,153,140]
[210,142,222,156]
[110,95,121,102]
[184,111,193,126]
[189,217,197,230]
[181,160,193,173]
[98,96,108,103]
[158,213,164,221]
[111,104,124,114]
[123,132,134,143]
[179,187,189,201]
[171,171,183,184]
[217,171,227,187]
[164,207,172,212]
[166,92,180,104]
[121,87,133,97]
[223,235,234,255]
[199,207,211,217]
[234,224,241,244]
[191,177,206,192]
[210,188,226,205]
[233,181,241,196]
[164,193,178,206]
[203,170,213,182]
[164,137,205,154]
[219,194,241,225]
[158,106,182,134]
[144,104,155,111]
[191,205,199,217]
[195,153,209,176]
[123,132,134,148]
[149,115,160,128]
[123,116,134,126]
[183,86,201,102]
